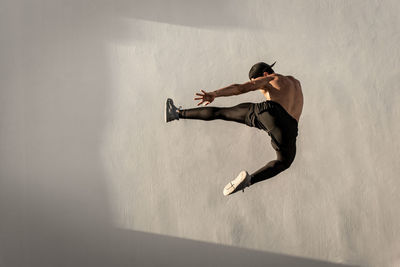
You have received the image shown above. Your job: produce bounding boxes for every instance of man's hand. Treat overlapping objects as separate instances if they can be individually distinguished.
[194,90,216,106]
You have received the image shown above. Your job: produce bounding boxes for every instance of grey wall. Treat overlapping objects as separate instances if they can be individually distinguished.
[1,1,399,266]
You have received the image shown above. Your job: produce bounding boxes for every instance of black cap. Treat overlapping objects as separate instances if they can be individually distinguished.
[248,61,276,79]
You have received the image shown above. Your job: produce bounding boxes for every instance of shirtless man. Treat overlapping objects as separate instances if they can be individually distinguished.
[165,62,303,196]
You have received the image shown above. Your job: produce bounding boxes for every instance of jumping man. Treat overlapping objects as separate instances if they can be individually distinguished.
[165,62,303,196]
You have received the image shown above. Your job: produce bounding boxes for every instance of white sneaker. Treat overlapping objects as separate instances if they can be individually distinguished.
[165,98,181,122]
[223,171,252,196]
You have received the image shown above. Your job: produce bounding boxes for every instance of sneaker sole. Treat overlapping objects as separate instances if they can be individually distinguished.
[223,171,248,196]
[165,99,168,122]
[165,98,172,122]
[165,98,179,123]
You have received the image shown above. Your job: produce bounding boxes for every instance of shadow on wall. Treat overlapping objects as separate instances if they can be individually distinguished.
[0,0,116,266]
[110,229,359,267]
[8,227,361,267]
[114,0,262,29]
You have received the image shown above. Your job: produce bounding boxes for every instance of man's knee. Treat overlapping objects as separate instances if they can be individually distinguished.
[214,108,225,120]
[277,146,296,169]
[268,159,290,172]
[279,155,294,170]
[281,160,292,170]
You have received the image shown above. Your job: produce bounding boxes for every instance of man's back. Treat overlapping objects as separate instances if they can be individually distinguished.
[261,73,303,122]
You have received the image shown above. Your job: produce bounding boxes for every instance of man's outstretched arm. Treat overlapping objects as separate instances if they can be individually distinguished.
[194,76,273,106]
[212,83,242,97]
[212,76,273,97]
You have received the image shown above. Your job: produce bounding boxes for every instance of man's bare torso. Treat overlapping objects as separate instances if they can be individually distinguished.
[260,73,303,122]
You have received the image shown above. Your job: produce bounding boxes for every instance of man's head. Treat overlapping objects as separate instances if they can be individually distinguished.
[248,61,276,80]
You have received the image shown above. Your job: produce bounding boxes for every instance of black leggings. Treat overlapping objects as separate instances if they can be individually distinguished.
[179,102,298,185]
[179,102,252,124]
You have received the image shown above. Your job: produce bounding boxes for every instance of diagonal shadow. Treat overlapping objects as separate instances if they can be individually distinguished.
[11,226,359,267]
[109,229,359,267]
[114,0,262,29]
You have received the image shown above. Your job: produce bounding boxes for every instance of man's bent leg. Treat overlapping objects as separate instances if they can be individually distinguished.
[250,159,289,184]
[250,146,296,184]
[179,103,252,125]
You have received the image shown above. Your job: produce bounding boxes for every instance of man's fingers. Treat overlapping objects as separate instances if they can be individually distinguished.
[194,90,211,105]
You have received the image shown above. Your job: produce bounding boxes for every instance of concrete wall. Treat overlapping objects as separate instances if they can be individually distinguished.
[1,1,399,266]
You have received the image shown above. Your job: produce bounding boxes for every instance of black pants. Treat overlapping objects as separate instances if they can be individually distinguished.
[179,100,298,184]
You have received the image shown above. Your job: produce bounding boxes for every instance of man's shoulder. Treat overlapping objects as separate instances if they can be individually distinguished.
[269,73,296,81]
[281,74,301,84]
[276,73,295,79]
[272,74,302,90]
[269,73,294,79]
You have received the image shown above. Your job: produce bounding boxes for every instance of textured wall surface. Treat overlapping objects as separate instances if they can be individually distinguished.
[1,1,399,266]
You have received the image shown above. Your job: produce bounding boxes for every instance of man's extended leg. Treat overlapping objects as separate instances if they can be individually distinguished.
[179,102,252,125]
